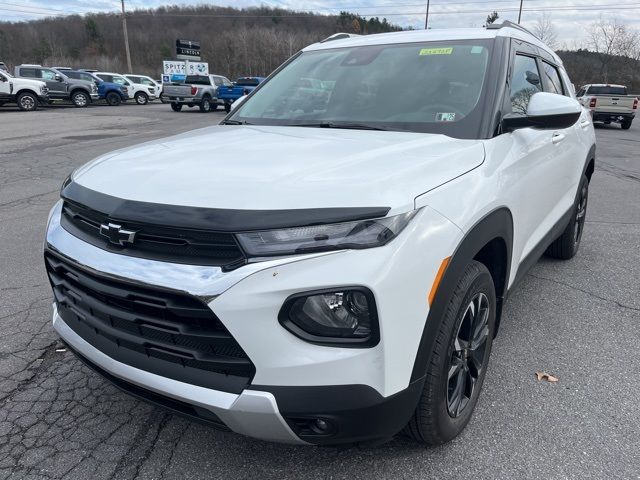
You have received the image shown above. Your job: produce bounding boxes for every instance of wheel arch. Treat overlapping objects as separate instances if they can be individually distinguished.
[410,207,513,383]
[15,88,37,98]
[584,144,596,183]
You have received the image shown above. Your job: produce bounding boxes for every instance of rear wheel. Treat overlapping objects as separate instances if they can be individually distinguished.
[621,120,632,130]
[224,102,231,113]
[405,261,496,445]
[71,90,90,108]
[135,91,148,105]
[105,92,121,106]
[546,175,589,260]
[199,96,212,112]
[170,103,182,112]
[17,92,38,111]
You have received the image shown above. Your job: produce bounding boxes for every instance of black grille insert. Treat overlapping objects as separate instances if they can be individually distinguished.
[60,200,245,267]
[46,251,255,394]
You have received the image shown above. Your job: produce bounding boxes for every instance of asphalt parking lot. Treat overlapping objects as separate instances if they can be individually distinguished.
[1,102,639,479]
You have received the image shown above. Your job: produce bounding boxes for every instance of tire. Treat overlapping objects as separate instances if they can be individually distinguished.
[546,175,589,260]
[135,91,148,105]
[210,103,218,111]
[170,103,183,112]
[224,103,231,113]
[621,120,632,130]
[105,92,121,106]
[71,90,90,108]
[17,92,38,111]
[199,96,212,113]
[405,261,496,446]
[160,95,168,104]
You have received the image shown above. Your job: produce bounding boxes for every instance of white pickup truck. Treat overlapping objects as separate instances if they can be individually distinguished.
[577,84,638,129]
[0,70,49,111]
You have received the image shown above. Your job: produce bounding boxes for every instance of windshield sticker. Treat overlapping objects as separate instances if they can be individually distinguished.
[419,47,453,56]
[471,46,484,54]
[436,112,456,122]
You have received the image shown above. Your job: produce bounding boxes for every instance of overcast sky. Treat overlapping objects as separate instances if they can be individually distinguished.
[3,0,640,47]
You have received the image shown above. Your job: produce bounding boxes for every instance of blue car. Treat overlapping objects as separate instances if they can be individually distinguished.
[65,70,129,106]
[217,77,265,112]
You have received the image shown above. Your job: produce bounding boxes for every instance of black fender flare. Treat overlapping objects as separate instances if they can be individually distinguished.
[410,207,513,382]
[582,144,596,182]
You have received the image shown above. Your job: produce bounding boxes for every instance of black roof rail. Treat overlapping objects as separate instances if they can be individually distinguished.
[320,33,360,43]
[486,20,536,38]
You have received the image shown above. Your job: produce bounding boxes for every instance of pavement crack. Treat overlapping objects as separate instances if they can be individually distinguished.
[527,273,640,313]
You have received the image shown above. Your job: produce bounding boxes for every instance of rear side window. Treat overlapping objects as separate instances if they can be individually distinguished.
[236,78,259,86]
[20,68,38,78]
[185,75,211,85]
[510,54,542,114]
[542,62,564,95]
[97,74,113,83]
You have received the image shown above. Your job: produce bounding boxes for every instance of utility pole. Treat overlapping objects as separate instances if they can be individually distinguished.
[517,0,524,24]
[424,0,430,29]
[121,0,133,73]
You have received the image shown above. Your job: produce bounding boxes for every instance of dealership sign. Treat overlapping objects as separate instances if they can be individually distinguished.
[163,60,208,81]
[176,39,201,61]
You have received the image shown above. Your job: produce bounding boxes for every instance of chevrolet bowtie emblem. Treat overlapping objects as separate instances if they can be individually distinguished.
[99,222,136,246]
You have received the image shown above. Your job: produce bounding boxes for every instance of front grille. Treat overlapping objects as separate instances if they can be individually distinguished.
[46,251,255,394]
[60,200,245,267]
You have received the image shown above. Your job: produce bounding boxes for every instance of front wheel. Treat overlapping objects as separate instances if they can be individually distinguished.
[105,92,121,106]
[135,92,148,105]
[405,261,496,445]
[199,96,212,112]
[17,92,38,111]
[170,103,182,112]
[71,90,90,108]
[546,175,589,260]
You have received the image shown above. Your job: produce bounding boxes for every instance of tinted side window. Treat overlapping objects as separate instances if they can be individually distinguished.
[542,62,564,95]
[510,54,542,114]
[98,74,113,83]
[20,68,38,78]
[576,88,586,97]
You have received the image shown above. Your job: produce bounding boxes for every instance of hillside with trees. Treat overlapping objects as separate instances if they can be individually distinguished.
[1,6,639,92]
[0,6,401,78]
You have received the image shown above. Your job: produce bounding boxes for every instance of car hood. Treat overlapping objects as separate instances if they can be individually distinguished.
[14,77,46,88]
[72,125,485,214]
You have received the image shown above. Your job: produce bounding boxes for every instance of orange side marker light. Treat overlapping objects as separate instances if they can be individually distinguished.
[428,256,451,306]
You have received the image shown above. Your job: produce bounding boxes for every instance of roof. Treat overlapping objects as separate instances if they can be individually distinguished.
[304,25,561,64]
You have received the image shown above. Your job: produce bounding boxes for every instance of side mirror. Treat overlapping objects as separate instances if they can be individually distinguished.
[230,95,248,111]
[502,92,582,132]
[0,76,6,82]
[54,74,62,82]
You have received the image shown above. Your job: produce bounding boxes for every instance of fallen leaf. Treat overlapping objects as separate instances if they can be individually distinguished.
[535,371,559,383]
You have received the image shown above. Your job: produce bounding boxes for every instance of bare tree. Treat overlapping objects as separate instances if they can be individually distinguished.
[588,17,628,81]
[533,13,557,49]
[485,11,499,26]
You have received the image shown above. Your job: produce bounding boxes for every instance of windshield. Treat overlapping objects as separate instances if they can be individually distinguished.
[588,86,627,96]
[230,40,492,137]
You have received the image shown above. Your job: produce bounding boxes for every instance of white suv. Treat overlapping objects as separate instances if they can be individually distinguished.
[45,23,595,447]
[124,74,161,104]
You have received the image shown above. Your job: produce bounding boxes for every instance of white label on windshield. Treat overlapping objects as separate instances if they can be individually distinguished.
[436,112,456,122]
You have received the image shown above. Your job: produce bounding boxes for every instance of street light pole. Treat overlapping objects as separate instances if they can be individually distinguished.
[121,0,133,73]
[424,0,430,29]
[517,0,524,24]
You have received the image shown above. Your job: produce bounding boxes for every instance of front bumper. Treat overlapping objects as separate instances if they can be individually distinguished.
[45,200,461,444]
[90,93,100,101]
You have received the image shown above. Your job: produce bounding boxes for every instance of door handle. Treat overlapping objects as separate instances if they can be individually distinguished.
[552,132,566,144]
[580,120,591,129]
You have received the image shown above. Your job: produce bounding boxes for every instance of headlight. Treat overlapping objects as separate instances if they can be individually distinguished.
[236,210,417,257]
[279,287,379,346]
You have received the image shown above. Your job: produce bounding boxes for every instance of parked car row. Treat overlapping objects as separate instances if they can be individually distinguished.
[164,74,264,113]
[0,63,163,111]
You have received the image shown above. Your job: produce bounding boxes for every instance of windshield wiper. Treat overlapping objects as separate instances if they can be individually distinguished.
[286,122,389,131]
[221,119,252,125]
